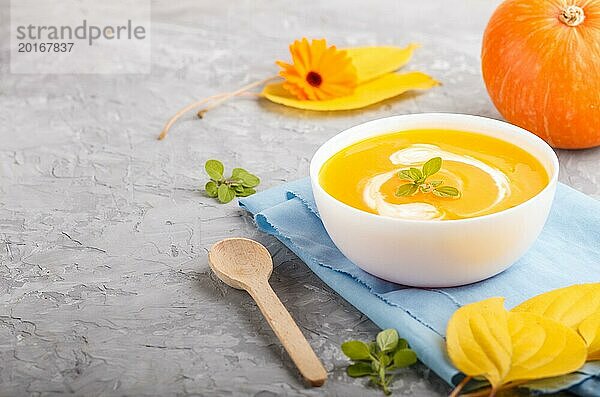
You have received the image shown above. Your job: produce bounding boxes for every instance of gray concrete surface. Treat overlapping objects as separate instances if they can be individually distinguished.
[1,0,599,395]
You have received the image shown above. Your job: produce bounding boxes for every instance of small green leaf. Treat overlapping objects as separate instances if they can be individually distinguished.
[243,176,260,188]
[371,359,380,372]
[422,157,442,177]
[395,338,409,351]
[341,340,371,361]
[376,329,399,352]
[231,168,246,179]
[205,160,224,180]
[232,168,260,188]
[395,157,461,200]
[204,161,259,203]
[433,186,460,198]
[393,348,417,368]
[380,354,391,368]
[341,331,417,395]
[346,362,373,378]
[242,174,260,188]
[396,183,418,197]
[398,169,415,181]
[217,184,236,203]
[369,341,378,355]
[205,181,218,198]
[408,167,423,182]
[236,187,257,197]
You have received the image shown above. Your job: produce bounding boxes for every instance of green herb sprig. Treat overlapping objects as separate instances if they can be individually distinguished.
[396,157,460,198]
[341,329,417,395]
[204,160,260,203]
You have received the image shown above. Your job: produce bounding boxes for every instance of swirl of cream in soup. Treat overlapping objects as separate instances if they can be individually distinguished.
[363,144,511,220]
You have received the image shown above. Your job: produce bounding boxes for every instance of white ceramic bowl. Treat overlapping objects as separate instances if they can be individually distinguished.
[310,113,559,287]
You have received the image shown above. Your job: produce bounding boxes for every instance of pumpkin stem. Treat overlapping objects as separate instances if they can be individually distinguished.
[559,5,585,27]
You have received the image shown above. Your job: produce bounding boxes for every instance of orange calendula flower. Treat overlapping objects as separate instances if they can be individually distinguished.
[276,38,358,101]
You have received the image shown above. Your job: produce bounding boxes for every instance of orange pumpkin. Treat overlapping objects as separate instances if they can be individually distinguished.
[482,0,600,149]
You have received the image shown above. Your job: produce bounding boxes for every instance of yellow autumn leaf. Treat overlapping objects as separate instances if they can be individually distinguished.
[512,283,600,359]
[512,284,600,327]
[506,311,587,382]
[261,72,439,111]
[447,297,587,394]
[446,297,512,389]
[578,313,600,360]
[345,43,419,84]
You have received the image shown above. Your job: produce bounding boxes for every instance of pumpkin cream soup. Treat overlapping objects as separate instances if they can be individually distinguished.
[319,129,549,220]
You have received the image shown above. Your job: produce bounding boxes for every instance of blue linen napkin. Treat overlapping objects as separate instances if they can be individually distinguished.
[239,178,600,395]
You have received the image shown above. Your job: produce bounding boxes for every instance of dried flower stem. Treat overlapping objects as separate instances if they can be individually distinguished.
[449,376,472,397]
[158,76,279,140]
[196,76,279,118]
[158,93,224,140]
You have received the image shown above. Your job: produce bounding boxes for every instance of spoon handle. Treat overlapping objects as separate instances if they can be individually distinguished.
[248,281,327,386]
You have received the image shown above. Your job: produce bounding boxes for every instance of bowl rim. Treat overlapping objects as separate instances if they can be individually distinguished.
[309,112,560,225]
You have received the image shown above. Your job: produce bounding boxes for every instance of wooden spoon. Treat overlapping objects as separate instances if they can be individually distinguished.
[208,237,327,387]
